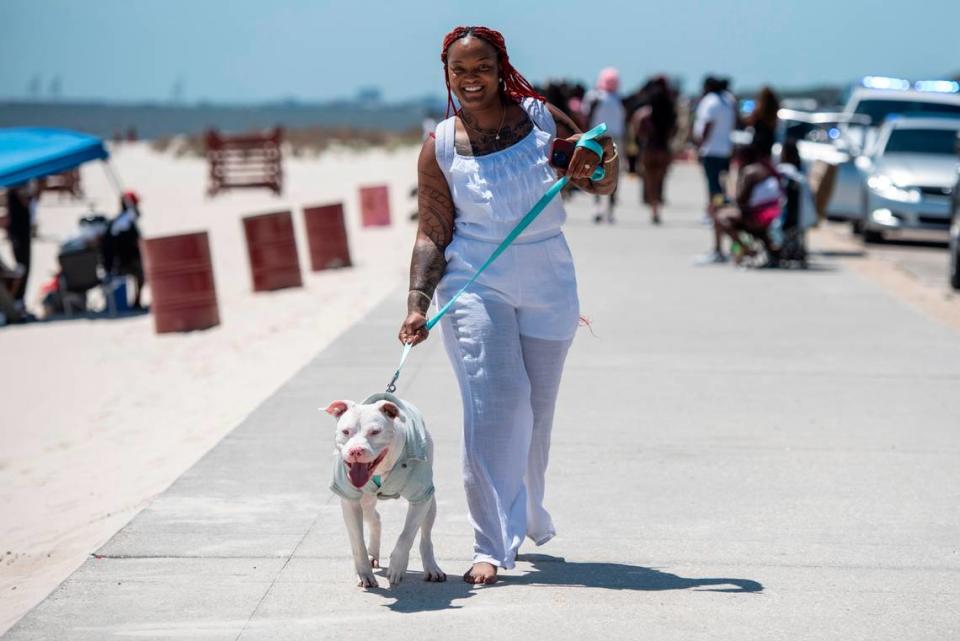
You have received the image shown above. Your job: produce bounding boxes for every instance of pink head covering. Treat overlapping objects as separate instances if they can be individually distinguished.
[597,67,620,92]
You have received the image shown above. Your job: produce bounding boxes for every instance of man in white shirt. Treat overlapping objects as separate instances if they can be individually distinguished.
[693,76,737,262]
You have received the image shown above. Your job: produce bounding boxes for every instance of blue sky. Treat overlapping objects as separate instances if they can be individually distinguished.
[2,0,957,103]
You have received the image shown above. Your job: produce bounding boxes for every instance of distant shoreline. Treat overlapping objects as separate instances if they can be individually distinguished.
[0,98,444,139]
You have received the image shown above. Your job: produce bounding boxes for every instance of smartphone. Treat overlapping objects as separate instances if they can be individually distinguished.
[549,138,577,170]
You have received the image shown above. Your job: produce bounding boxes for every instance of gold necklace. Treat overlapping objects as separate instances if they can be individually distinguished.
[460,102,507,141]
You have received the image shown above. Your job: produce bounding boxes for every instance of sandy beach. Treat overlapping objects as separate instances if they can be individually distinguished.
[0,141,420,633]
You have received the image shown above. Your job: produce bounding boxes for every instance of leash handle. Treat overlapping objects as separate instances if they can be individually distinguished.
[386,342,413,393]
[387,122,609,392]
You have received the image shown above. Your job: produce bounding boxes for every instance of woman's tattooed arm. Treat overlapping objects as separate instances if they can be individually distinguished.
[408,137,455,314]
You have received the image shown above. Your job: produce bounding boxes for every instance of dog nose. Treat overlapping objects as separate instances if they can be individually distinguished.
[347,446,366,460]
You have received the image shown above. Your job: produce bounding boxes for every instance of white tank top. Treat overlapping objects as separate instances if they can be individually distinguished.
[748,174,783,209]
[434,97,566,244]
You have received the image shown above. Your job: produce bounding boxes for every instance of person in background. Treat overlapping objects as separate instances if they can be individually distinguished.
[693,76,737,263]
[101,191,145,309]
[775,139,817,265]
[632,76,677,224]
[716,140,783,266]
[749,86,780,159]
[0,254,25,324]
[582,67,625,224]
[623,86,647,175]
[566,83,588,130]
[5,183,34,312]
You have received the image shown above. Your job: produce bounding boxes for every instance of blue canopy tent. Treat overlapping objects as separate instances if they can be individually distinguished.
[0,128,113,188]
[1,128,130,320]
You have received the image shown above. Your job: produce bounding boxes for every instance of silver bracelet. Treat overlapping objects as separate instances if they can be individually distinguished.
[409,289,433,305]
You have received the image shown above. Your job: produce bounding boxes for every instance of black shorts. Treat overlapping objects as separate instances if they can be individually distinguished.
[701,155,730,198]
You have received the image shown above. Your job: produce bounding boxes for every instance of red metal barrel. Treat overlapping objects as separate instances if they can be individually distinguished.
[242,210,302,292]
[142,232,220,333]
[303,203,352,270]
[359,185,391,227]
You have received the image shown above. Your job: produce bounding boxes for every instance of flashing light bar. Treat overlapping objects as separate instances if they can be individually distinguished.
[861,76,911,90]
[913,80,960,94]
[860,76,960,94]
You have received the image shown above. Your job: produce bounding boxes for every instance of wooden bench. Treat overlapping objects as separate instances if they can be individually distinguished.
[39,168,84,199]
[205,127,283,196]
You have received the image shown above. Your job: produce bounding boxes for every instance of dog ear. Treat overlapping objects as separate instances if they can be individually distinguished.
[323,400,353,418]
[378,401,400,420]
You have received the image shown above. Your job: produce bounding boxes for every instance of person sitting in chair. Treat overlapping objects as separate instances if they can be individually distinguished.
[101,191,145,308]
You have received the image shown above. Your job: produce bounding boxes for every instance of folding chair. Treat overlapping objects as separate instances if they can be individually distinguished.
[57,247,116,316]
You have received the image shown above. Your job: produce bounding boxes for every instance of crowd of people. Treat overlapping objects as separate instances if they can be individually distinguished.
[540,71,816,269]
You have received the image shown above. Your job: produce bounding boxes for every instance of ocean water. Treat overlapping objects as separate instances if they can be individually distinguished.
[0,98,445,139]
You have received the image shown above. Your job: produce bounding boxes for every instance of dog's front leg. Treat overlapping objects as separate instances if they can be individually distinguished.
[386,499,431,586]
[360,493,381,568]
[419,496,446,581]
[341,498,378,588]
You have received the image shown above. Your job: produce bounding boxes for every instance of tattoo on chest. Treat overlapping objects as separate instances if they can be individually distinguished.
[454,115,534,157]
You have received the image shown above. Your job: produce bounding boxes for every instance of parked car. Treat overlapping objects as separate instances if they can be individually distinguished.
[855,116,960,242]
[803,79,960,224]
[950,144,960,289]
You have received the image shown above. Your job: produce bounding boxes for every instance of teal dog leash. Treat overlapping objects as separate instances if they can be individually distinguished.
[386,122,608,393]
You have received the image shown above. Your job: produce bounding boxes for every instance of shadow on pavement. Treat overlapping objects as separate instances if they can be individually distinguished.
[511,553,763,594]
[814,249,867,259]
[871,238,949,250]
[369,553,762,613]
[368,571,479,613]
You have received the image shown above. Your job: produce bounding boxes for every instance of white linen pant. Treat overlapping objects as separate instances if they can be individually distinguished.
[440,291,572,570]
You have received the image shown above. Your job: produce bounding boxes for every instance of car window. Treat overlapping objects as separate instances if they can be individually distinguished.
[854,100,960,125]
[883,128,960,155]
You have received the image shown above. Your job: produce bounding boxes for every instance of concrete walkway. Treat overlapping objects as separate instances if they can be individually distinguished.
[6,165,960,640]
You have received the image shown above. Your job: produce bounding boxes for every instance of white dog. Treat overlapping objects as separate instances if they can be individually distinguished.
[324,393,446,587]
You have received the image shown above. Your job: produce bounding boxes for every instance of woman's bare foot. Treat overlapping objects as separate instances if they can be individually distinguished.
[463,562,498,584]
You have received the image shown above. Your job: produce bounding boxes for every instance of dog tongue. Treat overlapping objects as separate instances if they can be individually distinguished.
[348,462,372,488]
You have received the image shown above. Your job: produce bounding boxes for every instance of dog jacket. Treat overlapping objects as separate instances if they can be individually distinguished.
[330,393,435,504]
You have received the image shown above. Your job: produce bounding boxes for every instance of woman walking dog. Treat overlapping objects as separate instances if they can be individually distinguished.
[399,26,618,585]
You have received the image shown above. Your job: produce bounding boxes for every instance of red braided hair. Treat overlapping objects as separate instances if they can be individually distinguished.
[440,26,544,117]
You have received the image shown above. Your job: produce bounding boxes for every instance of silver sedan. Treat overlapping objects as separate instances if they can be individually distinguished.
[855,116,960,242]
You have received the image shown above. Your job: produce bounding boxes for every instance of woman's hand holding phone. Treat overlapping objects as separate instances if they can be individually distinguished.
[550,134,614,182]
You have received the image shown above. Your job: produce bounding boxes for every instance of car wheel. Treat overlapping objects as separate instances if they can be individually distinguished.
[950,215,960,290]
[863,228,884,243]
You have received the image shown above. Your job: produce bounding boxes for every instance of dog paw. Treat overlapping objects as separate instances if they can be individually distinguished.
[387,552,409,586]
[356,571,379,588]
[423,563,447,582]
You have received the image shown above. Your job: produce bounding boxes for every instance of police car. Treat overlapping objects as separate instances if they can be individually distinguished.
[818,77,960,224]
